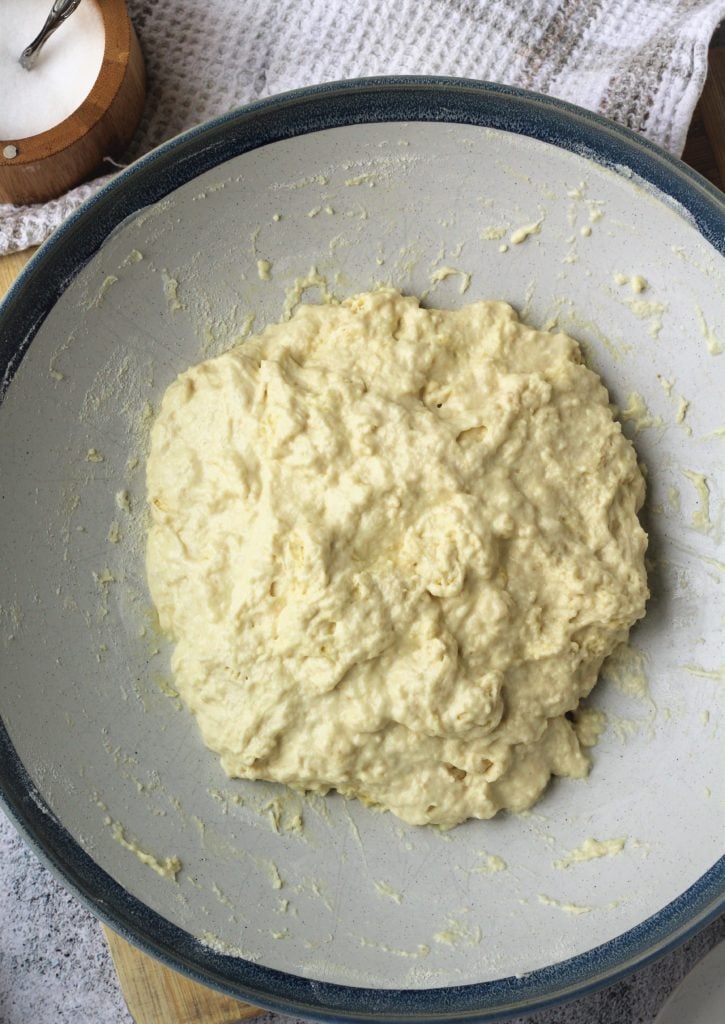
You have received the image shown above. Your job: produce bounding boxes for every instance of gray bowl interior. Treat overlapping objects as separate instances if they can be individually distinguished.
[0,118,723,999]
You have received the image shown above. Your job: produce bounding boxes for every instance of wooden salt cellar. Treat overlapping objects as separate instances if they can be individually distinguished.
[0,0,145,205]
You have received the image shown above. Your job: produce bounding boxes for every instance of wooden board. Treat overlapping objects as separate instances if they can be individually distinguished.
[102,926,263,1024]
[0,248,35,294]
[1,48,723,1024]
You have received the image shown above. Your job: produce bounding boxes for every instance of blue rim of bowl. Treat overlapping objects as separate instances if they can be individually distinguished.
[0,77,723,1022]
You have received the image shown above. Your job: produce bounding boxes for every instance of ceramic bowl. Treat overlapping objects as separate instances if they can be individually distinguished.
[0,79,723,1022]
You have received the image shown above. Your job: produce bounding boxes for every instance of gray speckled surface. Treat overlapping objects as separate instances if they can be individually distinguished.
[1,807,722,1024]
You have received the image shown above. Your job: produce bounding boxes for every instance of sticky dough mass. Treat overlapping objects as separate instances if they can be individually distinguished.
[146,289,648,827]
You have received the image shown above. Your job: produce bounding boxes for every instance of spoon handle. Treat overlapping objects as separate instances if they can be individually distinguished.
[20,0,85,71]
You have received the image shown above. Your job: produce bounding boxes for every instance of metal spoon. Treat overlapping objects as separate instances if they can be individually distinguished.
[19,0,84,71]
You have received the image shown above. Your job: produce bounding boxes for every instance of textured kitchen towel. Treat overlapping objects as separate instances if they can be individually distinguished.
[1,0,724,253]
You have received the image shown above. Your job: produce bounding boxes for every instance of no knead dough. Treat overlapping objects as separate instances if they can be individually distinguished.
[146,289,648,827]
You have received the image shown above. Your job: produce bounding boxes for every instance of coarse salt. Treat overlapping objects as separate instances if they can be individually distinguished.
[0,0,105,140]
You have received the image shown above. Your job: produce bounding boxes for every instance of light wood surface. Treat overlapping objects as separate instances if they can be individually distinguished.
[103,927,263,1024]
[0,248,34,296]
[1,47,722,1024]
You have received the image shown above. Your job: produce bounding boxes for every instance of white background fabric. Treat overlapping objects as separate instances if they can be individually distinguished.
[1,0,724,253]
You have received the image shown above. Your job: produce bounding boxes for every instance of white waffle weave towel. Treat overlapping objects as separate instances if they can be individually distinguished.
[1,0,724,254]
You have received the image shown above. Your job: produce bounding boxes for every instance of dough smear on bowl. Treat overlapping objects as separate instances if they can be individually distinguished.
[146,288,648,827]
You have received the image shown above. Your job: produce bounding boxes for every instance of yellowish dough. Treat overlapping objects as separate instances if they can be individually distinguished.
[146,289,648,827]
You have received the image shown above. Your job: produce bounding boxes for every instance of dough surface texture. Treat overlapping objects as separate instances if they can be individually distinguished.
[146,289,648,827]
